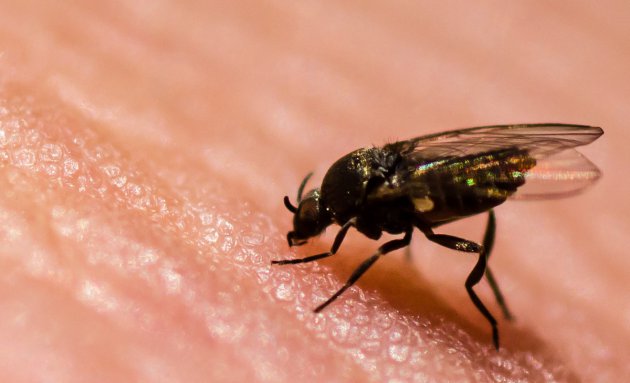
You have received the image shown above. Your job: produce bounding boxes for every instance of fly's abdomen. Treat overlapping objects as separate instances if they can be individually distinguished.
[416,148,536,222]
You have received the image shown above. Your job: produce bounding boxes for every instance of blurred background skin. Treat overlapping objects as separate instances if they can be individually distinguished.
[0,1,628,382]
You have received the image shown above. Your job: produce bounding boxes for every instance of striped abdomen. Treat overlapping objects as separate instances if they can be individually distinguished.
[411,148,536,223]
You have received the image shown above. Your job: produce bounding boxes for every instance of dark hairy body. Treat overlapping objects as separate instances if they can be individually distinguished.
[273,124,603,349]
[322,145,535,236]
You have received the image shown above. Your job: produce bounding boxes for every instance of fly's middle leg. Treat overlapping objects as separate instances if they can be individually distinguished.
[313,228,413,313]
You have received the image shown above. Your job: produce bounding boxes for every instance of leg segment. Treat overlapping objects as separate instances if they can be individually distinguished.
[425,231,500,350]
[271,219,356,265]
[314,228,413,313]
[483,210,513,320]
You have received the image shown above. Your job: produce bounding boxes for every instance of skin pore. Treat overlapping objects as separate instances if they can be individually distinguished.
[0,1,628,382]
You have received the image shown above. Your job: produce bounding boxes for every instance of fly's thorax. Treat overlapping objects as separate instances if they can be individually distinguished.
[320,147,399,222]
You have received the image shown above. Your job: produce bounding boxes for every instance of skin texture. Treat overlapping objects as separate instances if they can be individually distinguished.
[0,1,628,382]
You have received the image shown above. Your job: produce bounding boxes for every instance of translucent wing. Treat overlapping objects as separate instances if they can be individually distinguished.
[384,123,603,199]
[515,148,601,199]
[388,123,603,158]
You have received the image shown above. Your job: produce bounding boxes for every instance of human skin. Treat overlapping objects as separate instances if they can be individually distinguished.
[0,1,628,382]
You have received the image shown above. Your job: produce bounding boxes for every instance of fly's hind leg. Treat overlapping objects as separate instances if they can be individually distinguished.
[424,229,500,350]
[483,209,513,320]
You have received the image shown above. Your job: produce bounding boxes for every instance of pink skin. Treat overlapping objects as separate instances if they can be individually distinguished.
[0,1,628,382]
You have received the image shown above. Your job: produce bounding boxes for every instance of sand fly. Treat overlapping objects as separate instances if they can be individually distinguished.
[272,123,603,349]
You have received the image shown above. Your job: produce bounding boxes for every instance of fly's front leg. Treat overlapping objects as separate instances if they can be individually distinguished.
[424,230,500,350]
[271,218,356,265]
[483,209,513,320]
[314,228,413,313]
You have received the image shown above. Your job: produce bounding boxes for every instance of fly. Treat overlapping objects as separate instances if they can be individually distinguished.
[272,123,603,350]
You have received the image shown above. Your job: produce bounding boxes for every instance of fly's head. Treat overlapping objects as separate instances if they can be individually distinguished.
[284,173,331,247]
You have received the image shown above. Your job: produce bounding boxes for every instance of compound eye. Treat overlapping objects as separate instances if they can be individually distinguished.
[298,199,319,225]
[293,196,322,238]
